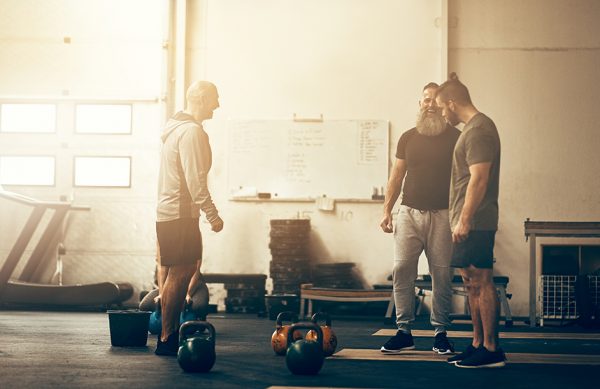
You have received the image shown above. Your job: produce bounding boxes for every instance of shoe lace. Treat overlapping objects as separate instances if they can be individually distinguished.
[436,333,453,350]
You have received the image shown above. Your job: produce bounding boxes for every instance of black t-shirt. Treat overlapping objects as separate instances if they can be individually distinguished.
[395,124,461,210]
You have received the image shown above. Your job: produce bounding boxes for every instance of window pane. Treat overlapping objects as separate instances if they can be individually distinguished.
[75,104,132,134]
[1,104,56,133]
[0,156,55,186]
[74,157,131,187]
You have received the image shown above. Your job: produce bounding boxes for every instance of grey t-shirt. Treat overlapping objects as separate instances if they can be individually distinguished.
[449,113,501,231]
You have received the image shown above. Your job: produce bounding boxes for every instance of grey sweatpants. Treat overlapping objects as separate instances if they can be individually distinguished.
[392,205,453,334]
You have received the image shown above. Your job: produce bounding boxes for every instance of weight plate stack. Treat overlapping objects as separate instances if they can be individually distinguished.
[224,305,259,314]
[268,240,307,251]
[270,255,310,263]
[269,246,309,257]
[312,262,364,289]
[225,289,262,298]
[264,294,300,320]
[270,218,311,228]
[271,278,309,290]
[269,219,312,295]
[270,219,311,239]
[224,280,266,314]
[269,260,311,274]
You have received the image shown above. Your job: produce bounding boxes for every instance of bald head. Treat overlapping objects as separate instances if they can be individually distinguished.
[185,81,220,122]
[186,81,217,103]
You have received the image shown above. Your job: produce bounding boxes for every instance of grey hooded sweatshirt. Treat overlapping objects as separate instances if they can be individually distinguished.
[156,112,219,223]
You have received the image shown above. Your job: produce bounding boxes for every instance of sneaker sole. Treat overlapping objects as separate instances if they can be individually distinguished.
[433,347,455,355]
[380,345,416,354]
[455,360,506,369]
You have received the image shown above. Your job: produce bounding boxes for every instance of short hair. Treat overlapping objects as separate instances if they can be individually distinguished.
[186,81,217,102]
[436,72,472,105]
[422,82,439,91]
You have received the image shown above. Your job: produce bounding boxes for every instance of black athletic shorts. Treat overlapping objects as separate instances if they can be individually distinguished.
[450,230,496,269]
[156,218,202,266]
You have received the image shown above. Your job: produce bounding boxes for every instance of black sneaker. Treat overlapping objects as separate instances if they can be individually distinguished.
[155,331,179,356]
[380,330,415,353]
[455,346,506,368]
[432,332,455,354]
[447,344,478,364]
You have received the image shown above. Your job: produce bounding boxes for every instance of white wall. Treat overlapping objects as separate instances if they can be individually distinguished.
[448,0,600,315]
[0,0,447,308]
[4,0,597,317]
[183,0,446,290]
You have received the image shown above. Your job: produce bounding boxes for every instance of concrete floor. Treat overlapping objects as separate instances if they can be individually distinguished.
[0,310,599,389]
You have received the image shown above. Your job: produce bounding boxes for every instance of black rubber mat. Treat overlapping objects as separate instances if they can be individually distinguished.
[0,310,598,389]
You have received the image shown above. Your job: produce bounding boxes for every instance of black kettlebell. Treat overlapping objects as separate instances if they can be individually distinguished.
[177,321,216,373]
[285,322,324,375]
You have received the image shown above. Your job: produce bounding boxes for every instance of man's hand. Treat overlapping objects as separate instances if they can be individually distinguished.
[452,219,471,243]
[210,216,224,232]
[380,213,394,233]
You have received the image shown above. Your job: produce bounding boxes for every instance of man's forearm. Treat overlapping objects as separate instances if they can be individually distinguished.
[383,159,406,215]
[383,175,403,215]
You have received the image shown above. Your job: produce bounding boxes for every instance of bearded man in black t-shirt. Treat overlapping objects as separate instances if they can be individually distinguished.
[380,82,460,355]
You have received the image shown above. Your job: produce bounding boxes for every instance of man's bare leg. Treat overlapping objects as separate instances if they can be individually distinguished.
[155,242,168,304]
[478,269,499,351]
[461,267,482,348]
[185,260,203,304]
[160,263,196,342]
[463,266,498,351]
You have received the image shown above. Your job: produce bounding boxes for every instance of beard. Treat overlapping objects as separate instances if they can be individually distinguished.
[416,108,447,136]
[445,110,460,127]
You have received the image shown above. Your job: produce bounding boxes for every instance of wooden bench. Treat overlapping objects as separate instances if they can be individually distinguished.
[299,283,392,318]
[300,275,513,327]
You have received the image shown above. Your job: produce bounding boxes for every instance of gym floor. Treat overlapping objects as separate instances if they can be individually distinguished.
[0,310,599,389]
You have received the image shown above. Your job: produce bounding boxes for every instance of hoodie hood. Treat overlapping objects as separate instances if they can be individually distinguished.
[161,111,199,143]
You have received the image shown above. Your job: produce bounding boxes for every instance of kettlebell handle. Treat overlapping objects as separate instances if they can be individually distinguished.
[310,312,332,327]
[287,322,323,346]
[179,320,216,343]
[276,311,299,328]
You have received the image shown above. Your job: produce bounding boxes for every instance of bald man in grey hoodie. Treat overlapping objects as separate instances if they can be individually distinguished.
[154,81,223,356]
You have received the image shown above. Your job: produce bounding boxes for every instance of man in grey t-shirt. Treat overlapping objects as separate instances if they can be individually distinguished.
[435,73,505,369]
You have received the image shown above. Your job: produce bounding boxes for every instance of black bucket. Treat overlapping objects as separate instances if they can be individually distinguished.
[107,309,151,347]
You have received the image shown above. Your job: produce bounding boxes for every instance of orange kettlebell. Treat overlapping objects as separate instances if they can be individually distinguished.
[305,312,337,356]
[271,311,302,355]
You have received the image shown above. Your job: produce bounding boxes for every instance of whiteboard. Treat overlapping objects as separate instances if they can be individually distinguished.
[225,119,388,199]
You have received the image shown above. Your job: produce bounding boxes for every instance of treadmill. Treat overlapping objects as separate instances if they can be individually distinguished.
[0,190,132,307]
